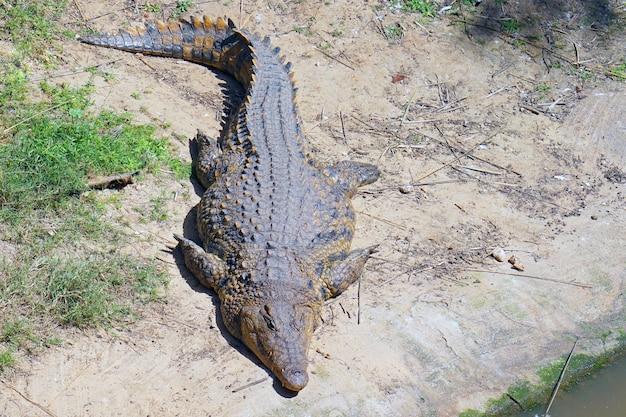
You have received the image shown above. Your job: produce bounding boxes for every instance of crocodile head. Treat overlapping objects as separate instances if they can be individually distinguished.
[240,301,316,391]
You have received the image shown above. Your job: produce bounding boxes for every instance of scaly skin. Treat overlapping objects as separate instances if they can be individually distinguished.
[79,16,379,392]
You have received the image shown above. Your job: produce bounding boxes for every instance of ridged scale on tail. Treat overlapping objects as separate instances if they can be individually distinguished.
[79,16,306,165]
[79,16,258,88]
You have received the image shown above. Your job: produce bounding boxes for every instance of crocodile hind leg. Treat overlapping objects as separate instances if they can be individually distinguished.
[325,245,379,299]
[194,130,245,189]
[174,234,226,291]
[323,161,380,198]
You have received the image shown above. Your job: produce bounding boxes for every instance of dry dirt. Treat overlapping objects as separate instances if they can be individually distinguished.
[2,0,626,416]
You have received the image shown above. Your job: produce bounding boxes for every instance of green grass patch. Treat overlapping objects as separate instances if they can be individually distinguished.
[293,26,314,36]
[0,0,69,65]
[1,250,167,328]
[500,18,521,33]
[608,58,626,80]
[385,24,404,43]
[0,71,183,216]
[0,1,180,374]
[399,0,437,17]
[145,2,161,13]
[0,349,17,372]
[173,0,192,18]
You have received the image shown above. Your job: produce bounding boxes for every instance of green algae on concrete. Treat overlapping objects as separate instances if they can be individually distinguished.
[459,341,626,417]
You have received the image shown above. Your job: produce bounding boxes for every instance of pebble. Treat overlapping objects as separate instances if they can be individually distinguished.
[399,185,414,194]
[491,247,507,262]
[508,255,525,271]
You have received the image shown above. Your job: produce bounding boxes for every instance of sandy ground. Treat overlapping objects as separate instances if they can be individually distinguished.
[2,0,625,416]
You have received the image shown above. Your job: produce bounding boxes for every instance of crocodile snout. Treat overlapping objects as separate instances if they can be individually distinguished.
[280,367,309,391]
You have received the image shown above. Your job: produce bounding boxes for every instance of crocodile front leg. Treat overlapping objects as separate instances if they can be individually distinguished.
[323,161,380,198]
[174,234,226,291]
[324,245,378,299]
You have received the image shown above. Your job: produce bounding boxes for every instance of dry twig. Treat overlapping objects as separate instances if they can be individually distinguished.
[375,262,446,288]
[28,59,123,82]
[2,101,70,137]
[231,377,268,393]
[400,87,421,128]
[544,338,579,416]
[463,268,592,288]
[314,47,355,70]
[357,211,407,230]
[240,0,265,29]
[1,378,59,417]
[413,140,485,184]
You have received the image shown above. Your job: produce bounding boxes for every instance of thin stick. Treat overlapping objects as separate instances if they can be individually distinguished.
[400,87,420,128]
[391,144,425,150]
[463,268,592,288]
[83,6,133,22]
[314,47,355,71]
[28,59,124,82]
[239,0,244,28]
[2,101,70,136]
[402,118,442,124]
[376,262,446,288]
[73,0,87,22]
[413,179,461,186]
[368,179,463,193]
[136,56,158,72]
[339,111,347,142]
[484,86,509,98]
[513,188,576,213]
[544,338,579,416]
[357,277,362,325]
[357,211,407,230]
[231,377,268,393]
[159,314,200,330]
[434,96,468,113]
[442,103,469,112]
[241,0,265,29]
[426,135,522,176]
[520,104,541,115]
[454,165,503,175]
[413,140,484,183]
[0,378,59,417]
[350,114,382,131]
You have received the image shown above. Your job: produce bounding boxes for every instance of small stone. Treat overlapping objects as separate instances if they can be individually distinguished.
[491,247,507,262]
[399,185,414,194]
[591,214,598,220]
[508,255,525,271]
[511,262,525,271]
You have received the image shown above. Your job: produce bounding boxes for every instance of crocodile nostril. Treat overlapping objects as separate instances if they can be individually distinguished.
[283,368,309,391]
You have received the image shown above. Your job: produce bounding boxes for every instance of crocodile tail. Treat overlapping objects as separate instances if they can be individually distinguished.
[78,16,255,87]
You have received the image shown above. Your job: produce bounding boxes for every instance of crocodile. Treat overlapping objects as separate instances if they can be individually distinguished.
[79,16,379,392]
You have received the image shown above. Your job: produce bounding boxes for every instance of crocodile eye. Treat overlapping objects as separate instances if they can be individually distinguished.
[262,304,277,331]
[263,315,276,331]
